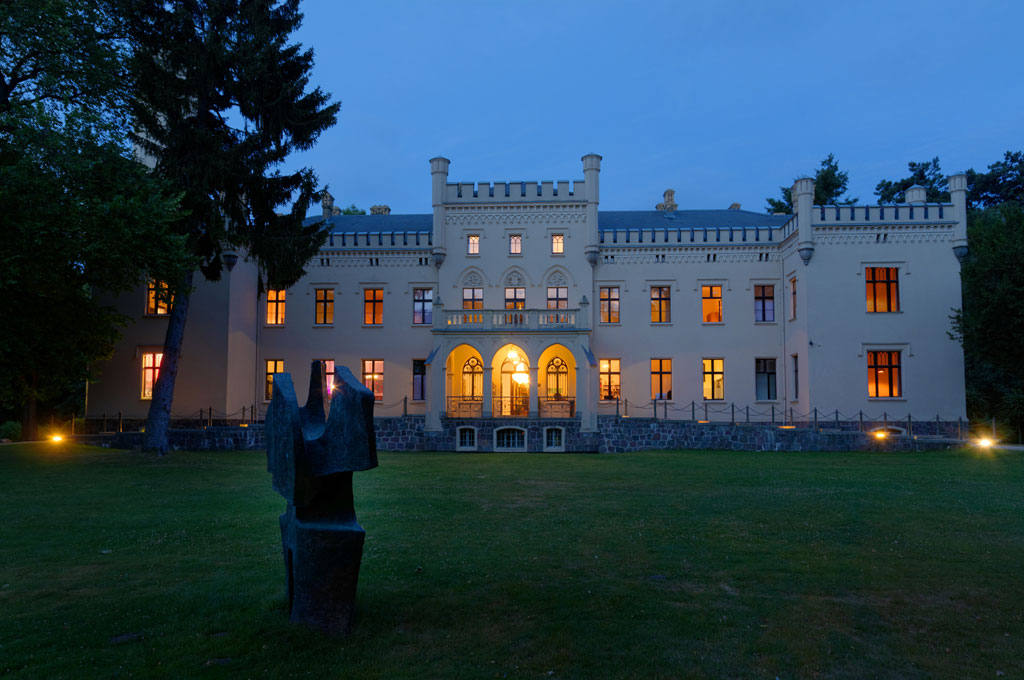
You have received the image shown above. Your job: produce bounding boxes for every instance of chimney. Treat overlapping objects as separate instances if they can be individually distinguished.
[656,189,677,214]
[321,189,335,220]
[370,204,391,215]
[905,185,927,204]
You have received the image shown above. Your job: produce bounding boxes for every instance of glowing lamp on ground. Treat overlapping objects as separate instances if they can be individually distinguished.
[874,431,888,440]
[977,437,994,448]
[50,435,63,443]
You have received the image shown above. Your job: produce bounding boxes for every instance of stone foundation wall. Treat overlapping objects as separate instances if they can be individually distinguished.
[73,416,965,453]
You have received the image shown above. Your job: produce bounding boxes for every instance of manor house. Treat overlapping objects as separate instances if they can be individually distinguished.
[87,154,969,451]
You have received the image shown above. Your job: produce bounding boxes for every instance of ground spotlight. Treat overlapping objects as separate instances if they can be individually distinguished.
[977,437,994,448]
[873,431,887,440]
[50,435,63,443]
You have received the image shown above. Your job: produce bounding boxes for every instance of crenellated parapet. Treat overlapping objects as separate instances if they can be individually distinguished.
[443,179,586,203]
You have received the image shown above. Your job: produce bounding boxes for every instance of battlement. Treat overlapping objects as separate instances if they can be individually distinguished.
[443,178,586,203]
[326,230,433,249]
[599,225,780,245]
[810,203,955,226]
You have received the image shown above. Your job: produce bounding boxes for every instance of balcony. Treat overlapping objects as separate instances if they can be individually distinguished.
[441,308,585,331]
[444,396,575,418]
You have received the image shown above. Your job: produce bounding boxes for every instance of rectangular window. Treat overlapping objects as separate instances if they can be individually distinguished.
[458,427,476,449]
[547,286,567,309]
[266,289,286,325]
[789,278,797,320]
[599,286,620,323]
[551,233,564,254]
[265,359,284,401]
[866,267,900,313]
[141,351,163,399]
[505,287,526,310]
[599,359,621,401]
[868,350,902,398]
[314,288,334,325]
[702,358,724,400]
[363,288,383,325]
[755,358,777,400]
[412,359,426,400]
[467,234,480,255]
[362,359,384,401]
[650,358,672,400]
[509,234,522,254]
[754,285,775,322]
[413,288,433,325]
[319,359,335,394]
[650,286,671,323]
[145,280,171,315]
[463,287,483,309]
[546,427,563,449]
[702,285,722,323]
[792,354,799,399]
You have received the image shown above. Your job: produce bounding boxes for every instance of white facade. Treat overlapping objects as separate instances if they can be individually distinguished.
[87,155,968,429]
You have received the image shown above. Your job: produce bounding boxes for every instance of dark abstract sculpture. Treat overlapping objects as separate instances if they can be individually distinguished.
[266,361,377,634]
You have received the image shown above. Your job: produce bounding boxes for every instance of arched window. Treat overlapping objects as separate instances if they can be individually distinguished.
[462,356,483,397]
[546,356,568,397]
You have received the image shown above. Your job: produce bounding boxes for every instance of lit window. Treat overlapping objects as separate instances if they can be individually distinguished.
[868,351,902,398]
[551,233,564,254]
[462,356,483,397]
[314,288,334,325]
[467,234,480,255]
[265,359,284,401]
[266,289,286,325]
[363,288,383,325]
[141,351,163,399]
[599,359,620,401]
[462,287,483,323]
[650,286,671,323]
[509,234,522,254]
[754,285,774,322]
[702,285,722,323]
[145,281,171,315]
[547,286,567,310]
[650,358,672,400]
[361,359,384,401]
[412,359,425,400]
[505,287,525,310]
[413,288,432,325]
[599,286,619,323]
[320,359,335,394]
[789,278,797,320]
[702,358,724,400]
[755,358,776,400]
[546,356,569,397]
[866,267,900,313]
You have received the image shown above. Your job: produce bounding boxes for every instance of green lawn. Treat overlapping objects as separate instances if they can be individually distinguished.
[1,444,1022,679]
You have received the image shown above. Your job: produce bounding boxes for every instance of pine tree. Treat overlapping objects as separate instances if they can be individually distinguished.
[129,0,339,453]
[765,154,857,214]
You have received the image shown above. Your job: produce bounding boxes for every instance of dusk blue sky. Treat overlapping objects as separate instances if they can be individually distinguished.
[287,0,1021,216]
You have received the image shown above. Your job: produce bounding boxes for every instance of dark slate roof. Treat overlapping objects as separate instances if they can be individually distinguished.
[598,209,791,230]
[303,209,790,233]
[303,213,434,231]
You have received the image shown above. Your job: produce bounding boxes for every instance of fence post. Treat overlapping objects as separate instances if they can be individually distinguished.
[704,402,708,422]
[664,400,668,420]
[118,411,122,433]
[859,411,864,432]
[251,403,255,424]
[958,416,962,440]
[746,405,750,423]
[200,408,203,427]
[936,414,940,437]
[907,413,913,437]
[209,406,213,428]
[71,412,75,436]
[616,397,620,418]
[835,410,840,429]
[731,403,735,425]
[788,407,793,425]
[691,401,695,421]
[883,412,888,431]
[653,399,658,421]
[403,395,408,416]
[625,399,629,417]
[813,407,818,431]
[770,405,775,426]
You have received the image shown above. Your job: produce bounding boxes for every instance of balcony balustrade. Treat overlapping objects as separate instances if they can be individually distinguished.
[442,308,583,331]
[443,396,576,418]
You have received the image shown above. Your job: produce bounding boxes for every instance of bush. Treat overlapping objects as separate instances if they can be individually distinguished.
[0,421,22,441]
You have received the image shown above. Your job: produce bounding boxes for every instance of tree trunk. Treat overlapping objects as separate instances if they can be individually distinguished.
[21,374,37,441]
[144,269,195,455]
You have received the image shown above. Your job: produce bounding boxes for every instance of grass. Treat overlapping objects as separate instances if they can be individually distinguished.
[1,444,1022,679]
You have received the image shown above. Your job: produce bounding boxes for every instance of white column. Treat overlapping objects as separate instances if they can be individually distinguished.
[482,366,493,418]
[430,157,450,268]
[582,153,602,266]
[426,357,445,432]
[529,366,540,417]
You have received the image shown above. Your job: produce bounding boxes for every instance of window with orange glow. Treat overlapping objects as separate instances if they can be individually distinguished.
[363,288,383,325]
[650,358,672,400]
[702,358,725,400]
[866,267,900,313]
[702,286,722,323]
[362,359,384,400]
[551,233,564,254]
[867,351,902,398]
[141,351,163,399]
[650,286,671,323]
[265,359,284,401]
[146,281,171,315]
[314,289,334,325]
[599,358,620,401]
[599,287,619,323]
[467,234,480,254]
[266,289,286,325]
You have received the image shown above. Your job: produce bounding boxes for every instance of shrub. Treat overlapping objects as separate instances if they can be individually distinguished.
[0,421,22,441]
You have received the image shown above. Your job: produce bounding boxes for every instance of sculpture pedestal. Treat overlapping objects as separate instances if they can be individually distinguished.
[281,513,366,635]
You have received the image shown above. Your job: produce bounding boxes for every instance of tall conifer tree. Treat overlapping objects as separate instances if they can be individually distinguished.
[130,0,339,453]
